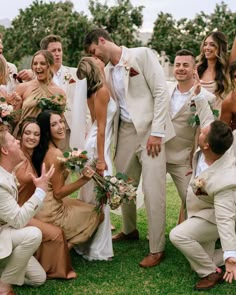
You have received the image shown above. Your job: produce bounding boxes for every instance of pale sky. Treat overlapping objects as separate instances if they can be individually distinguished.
[0,0,236,32]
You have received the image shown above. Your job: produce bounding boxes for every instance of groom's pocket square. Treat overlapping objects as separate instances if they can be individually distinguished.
[69,78,76,84]
[129,67,139,77]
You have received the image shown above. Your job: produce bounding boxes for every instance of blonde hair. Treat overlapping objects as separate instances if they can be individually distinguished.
[0,128,7,158]
[76,57,103,97]
[0,55,8,85]
[31,50,54,82]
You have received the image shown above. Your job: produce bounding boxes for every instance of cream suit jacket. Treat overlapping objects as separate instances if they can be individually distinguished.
[0,166,44,259]
[187,147,236,251]
[166,84,215,165]
[57,65,77,129]
[105,46,175,148]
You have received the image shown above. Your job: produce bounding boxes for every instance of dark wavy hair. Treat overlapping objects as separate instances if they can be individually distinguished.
[229,61,236,90]
[197,31,229,97]
[32,110,59,176]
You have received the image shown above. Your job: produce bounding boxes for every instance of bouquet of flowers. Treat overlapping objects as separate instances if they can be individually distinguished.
[35,94,66,114]
[57,149,88,172]
[92,171,137,212]
[0,97,14,125]
[58,149,137,212]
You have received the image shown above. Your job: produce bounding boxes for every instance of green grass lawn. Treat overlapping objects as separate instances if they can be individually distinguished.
[15,181,235,294]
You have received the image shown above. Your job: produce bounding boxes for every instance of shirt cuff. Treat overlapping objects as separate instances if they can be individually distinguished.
[224,251,236,261]
[151,132,165,137]
[34,187,46,202]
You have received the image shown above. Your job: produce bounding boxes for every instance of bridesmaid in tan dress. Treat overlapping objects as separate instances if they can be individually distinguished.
[197,31,229,112]
[12,50,66,137]
[15,117,76,279]
[34,110,102,248]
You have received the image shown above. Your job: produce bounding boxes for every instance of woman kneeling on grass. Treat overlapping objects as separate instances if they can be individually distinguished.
[33,110,103,249]
[15,117,76,279]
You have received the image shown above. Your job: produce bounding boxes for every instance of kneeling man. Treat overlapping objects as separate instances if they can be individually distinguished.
[170,121,236,290]
[0,129,54,294]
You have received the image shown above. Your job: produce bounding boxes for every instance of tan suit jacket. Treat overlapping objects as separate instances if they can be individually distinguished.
[0,166,44,259]
[166,84,215,165]
[105,46,175,148]
[187,148,236,251]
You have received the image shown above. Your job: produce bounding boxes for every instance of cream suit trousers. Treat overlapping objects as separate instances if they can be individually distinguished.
[0,226,46,286]
[170,217,223,277]
[115,121,166,253]
[166,163,191,204]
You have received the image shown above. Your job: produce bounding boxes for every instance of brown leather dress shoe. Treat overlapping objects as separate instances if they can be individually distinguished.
[139,252,165,268]
[112,229,139,242]
[194,271,224,291]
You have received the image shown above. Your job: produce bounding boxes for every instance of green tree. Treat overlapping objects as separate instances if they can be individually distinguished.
[150,12,181,63]
[3,0,92,66]
[89,0,143,47]
[151,1,236,63]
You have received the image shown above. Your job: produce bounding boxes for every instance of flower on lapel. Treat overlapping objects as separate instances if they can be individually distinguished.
[191,177,207,196]
[64,72,76,84]
[188,100,200,127]
[64,72,71,81]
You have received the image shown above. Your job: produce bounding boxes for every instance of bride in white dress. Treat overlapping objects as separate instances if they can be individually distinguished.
[74,56,117,260]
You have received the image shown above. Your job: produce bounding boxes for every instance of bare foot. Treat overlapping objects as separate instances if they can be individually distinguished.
[66,270,77,279]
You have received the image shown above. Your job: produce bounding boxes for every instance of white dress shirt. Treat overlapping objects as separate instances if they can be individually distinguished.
[171,86,194,118]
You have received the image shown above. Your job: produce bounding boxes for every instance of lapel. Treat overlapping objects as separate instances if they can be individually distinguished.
[120,46,131,99]
[0,166,18,200]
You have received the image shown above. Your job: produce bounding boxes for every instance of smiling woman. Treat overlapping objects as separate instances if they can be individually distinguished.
[12,50,66,138]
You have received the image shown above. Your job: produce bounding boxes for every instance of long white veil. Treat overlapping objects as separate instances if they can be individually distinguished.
[69,78,87,150]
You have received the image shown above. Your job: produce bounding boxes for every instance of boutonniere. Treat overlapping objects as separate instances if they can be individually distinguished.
[191,177,207,196]
[64,72,71,81]
[188,100,200,127]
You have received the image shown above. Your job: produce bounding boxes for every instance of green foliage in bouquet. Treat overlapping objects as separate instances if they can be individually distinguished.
[35,94,66,114]
[94,172,137,213]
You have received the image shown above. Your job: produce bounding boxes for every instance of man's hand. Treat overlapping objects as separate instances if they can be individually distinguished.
[17,69,34,81]
[193,70,201,96]
[30,163,55,192]
[146,135,162,158]
[224,257,236,283]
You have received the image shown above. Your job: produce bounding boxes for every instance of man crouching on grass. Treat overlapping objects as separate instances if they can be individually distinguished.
[0,128,54,295]
[170,120,236,291]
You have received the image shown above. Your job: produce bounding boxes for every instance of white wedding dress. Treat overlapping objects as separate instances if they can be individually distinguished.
[76,97,117,260]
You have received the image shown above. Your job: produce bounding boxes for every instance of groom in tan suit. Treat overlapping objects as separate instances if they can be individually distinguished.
[84,28,175,267]
[0,129,54,294]
[170,120,236,290]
